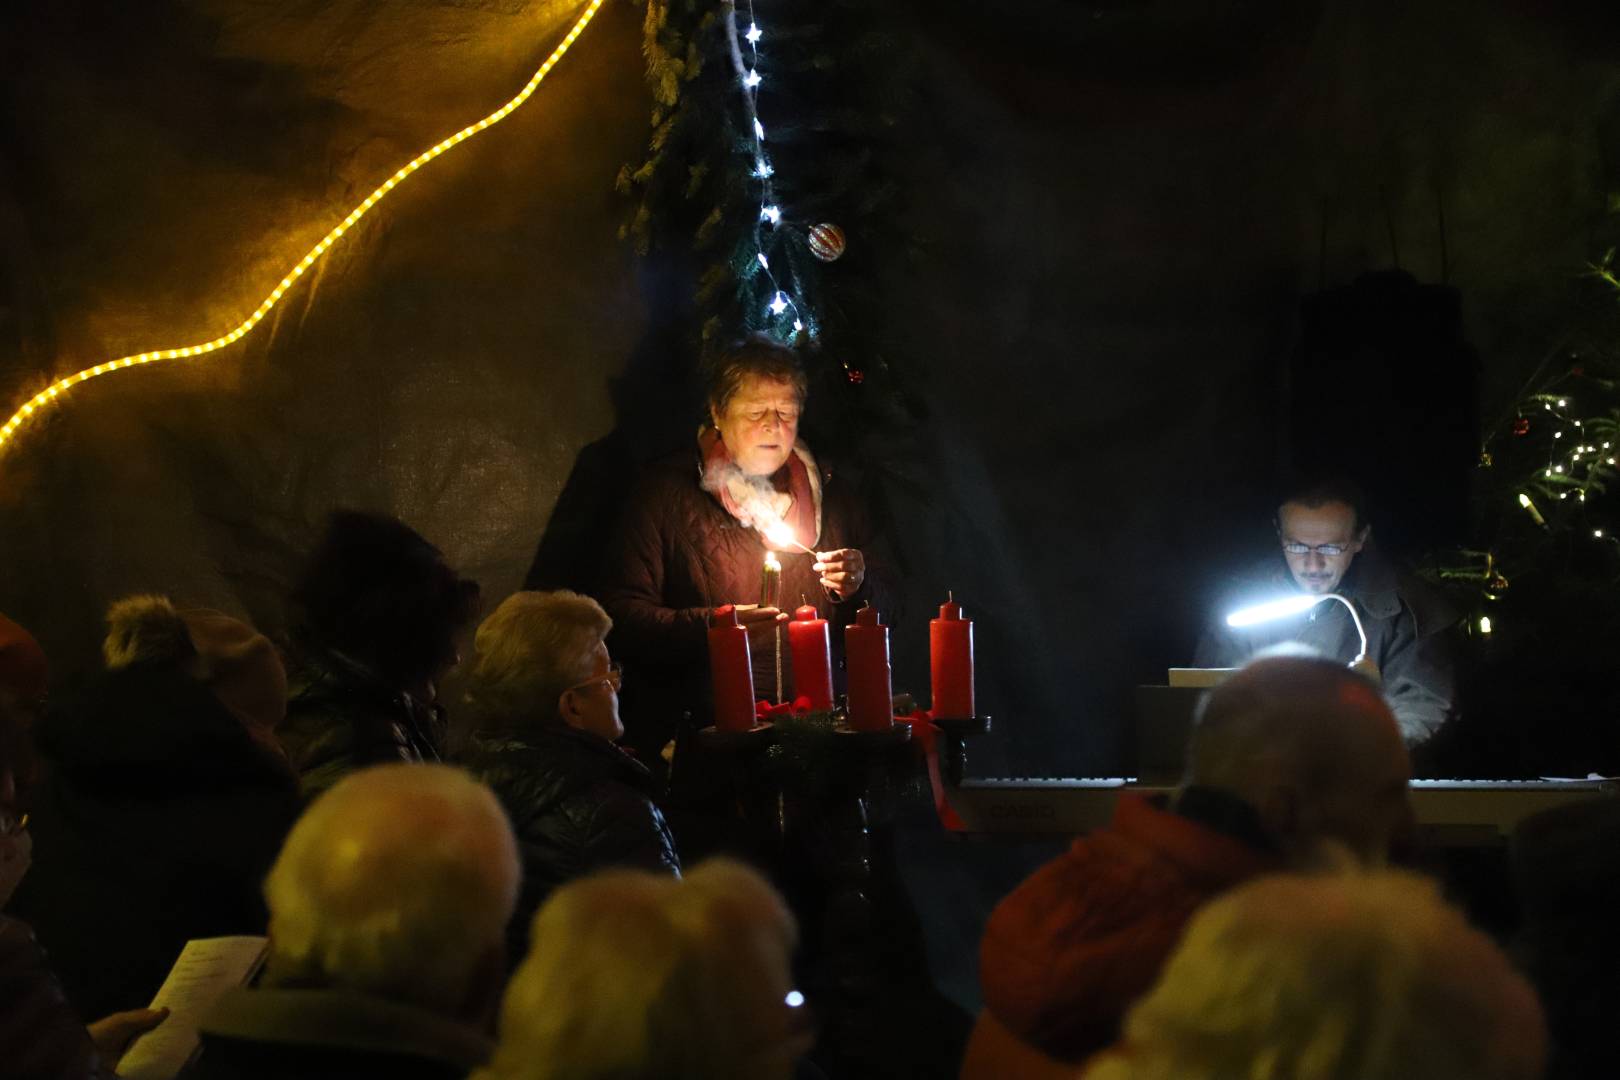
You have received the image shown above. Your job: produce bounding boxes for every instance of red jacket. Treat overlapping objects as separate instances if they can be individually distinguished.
[978,794,1277,1063]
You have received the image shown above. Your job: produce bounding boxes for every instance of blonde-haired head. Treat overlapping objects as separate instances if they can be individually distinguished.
[263,763,519,1014]
[1086,869,1546,1080]
[474,858,806,1080]
[466,590,611,728]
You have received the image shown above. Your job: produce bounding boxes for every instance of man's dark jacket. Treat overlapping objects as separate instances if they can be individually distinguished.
[185,986,490,1080]
[277,650,443,802]
[1193,545,1457,744]
[599,448,897,758]
[8,664,300,1017]
[463,723,680,963]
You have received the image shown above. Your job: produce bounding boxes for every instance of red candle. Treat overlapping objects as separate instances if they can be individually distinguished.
[788,604,834,711]
[844,606,893,731]
[708,605,756,732]
[930,595,975,719]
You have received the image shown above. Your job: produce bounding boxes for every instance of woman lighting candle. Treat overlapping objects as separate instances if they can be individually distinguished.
[600,337,896,764]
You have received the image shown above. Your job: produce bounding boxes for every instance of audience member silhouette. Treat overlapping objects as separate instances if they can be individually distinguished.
[278,510,481,800]
[1083,871,1545,1080]
[1511,797,1620,1080]
[9,596,299,1019]
[458,590,679,965]
[0,615,169,1078]
[472,859,813,1080]
[970,655,1413,1070]
[188,763,519,1080]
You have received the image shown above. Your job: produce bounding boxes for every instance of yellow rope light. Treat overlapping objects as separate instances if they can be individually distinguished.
[0,0,607,457]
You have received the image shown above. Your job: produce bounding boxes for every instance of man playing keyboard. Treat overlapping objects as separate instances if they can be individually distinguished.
[1194,477,1457,747]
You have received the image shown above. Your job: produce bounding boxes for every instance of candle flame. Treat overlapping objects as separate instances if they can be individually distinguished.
[759,516,814,554]
[764,551,781,570]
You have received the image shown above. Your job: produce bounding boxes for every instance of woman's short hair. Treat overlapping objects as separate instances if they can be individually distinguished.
[704,335,809,417]
[292,510,481,689]
[474,859,804,1080]
[465,591,611,729]
[1085,870,1546,1080]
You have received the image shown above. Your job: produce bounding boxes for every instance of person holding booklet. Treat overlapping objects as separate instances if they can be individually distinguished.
[185,763,519,1080]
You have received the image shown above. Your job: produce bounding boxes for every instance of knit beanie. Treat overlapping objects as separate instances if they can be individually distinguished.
[104,596,287,733]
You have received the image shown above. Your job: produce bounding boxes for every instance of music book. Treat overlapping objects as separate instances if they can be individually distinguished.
[117,935,269,1080]
[1167,667,1235,689]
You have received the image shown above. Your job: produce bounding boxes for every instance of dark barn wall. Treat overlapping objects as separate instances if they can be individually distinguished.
[2,0,1619,772]
[0,0,651,677]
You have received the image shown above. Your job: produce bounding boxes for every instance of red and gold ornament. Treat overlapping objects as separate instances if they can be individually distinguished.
[807,222,846,262]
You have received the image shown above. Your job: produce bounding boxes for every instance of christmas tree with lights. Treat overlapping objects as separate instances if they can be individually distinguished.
[1422,254,1620,774]
[618,0,924,439]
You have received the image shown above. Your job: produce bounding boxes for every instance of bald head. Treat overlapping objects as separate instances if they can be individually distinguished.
[264,764,520,1016]
[1185,657,1411,865]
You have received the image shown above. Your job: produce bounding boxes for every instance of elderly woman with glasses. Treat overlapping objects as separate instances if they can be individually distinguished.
[459,590,681,965]
[599,336,896,776]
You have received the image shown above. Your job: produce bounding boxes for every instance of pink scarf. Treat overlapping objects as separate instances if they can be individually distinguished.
[699,428,822,551]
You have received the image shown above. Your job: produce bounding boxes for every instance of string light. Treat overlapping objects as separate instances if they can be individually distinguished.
[1478,615,1492,635]
[0,0,607,458]
[725,0,807,338]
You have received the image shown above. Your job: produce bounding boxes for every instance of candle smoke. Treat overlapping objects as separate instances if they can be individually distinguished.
[702,457,805,549]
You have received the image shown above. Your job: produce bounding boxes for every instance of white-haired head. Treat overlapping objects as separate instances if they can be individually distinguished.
[263,764,519,1018]
[1186,655,1412,866]
[1087,870,1546,1080]
[466,591,612,728]
[473,858,807,1080]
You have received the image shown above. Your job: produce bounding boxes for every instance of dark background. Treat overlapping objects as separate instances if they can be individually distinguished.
[4,0,1620,775]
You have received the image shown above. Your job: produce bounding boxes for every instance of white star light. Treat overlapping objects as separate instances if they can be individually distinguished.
[746,22,762,44]
[761,205,781,224]
[769,292,789,315]
[744,69,762,89]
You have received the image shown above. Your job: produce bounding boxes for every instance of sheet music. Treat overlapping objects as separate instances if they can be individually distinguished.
[117,935,268,1080]
[1167,667,1234,688]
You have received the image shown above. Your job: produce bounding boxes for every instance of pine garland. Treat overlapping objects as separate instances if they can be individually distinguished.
[618,0,925,441]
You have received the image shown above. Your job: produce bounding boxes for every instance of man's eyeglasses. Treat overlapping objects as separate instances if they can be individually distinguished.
[567,662,624,696]
[1281,541,1350,557]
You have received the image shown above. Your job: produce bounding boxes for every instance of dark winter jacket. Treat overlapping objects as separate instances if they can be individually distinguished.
[0,915,111,1080]
[8,664,300,1018]
[1193,545,1458,745]
[463,723,680,962]
[599,447,897,757]
[277,650,444,802]
[185,986,490,1080]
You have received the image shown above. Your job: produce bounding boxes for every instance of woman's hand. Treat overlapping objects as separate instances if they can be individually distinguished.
[813,549,866,599]
[731,606,790,627]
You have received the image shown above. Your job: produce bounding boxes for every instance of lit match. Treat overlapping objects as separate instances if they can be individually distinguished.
[762,519,815,555]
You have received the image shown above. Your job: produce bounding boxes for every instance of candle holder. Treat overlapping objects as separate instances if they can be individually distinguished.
[932,715,993,788]
[695,719,777,752]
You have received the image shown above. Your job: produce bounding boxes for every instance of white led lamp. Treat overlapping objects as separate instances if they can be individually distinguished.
[1225,593,1381,684]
